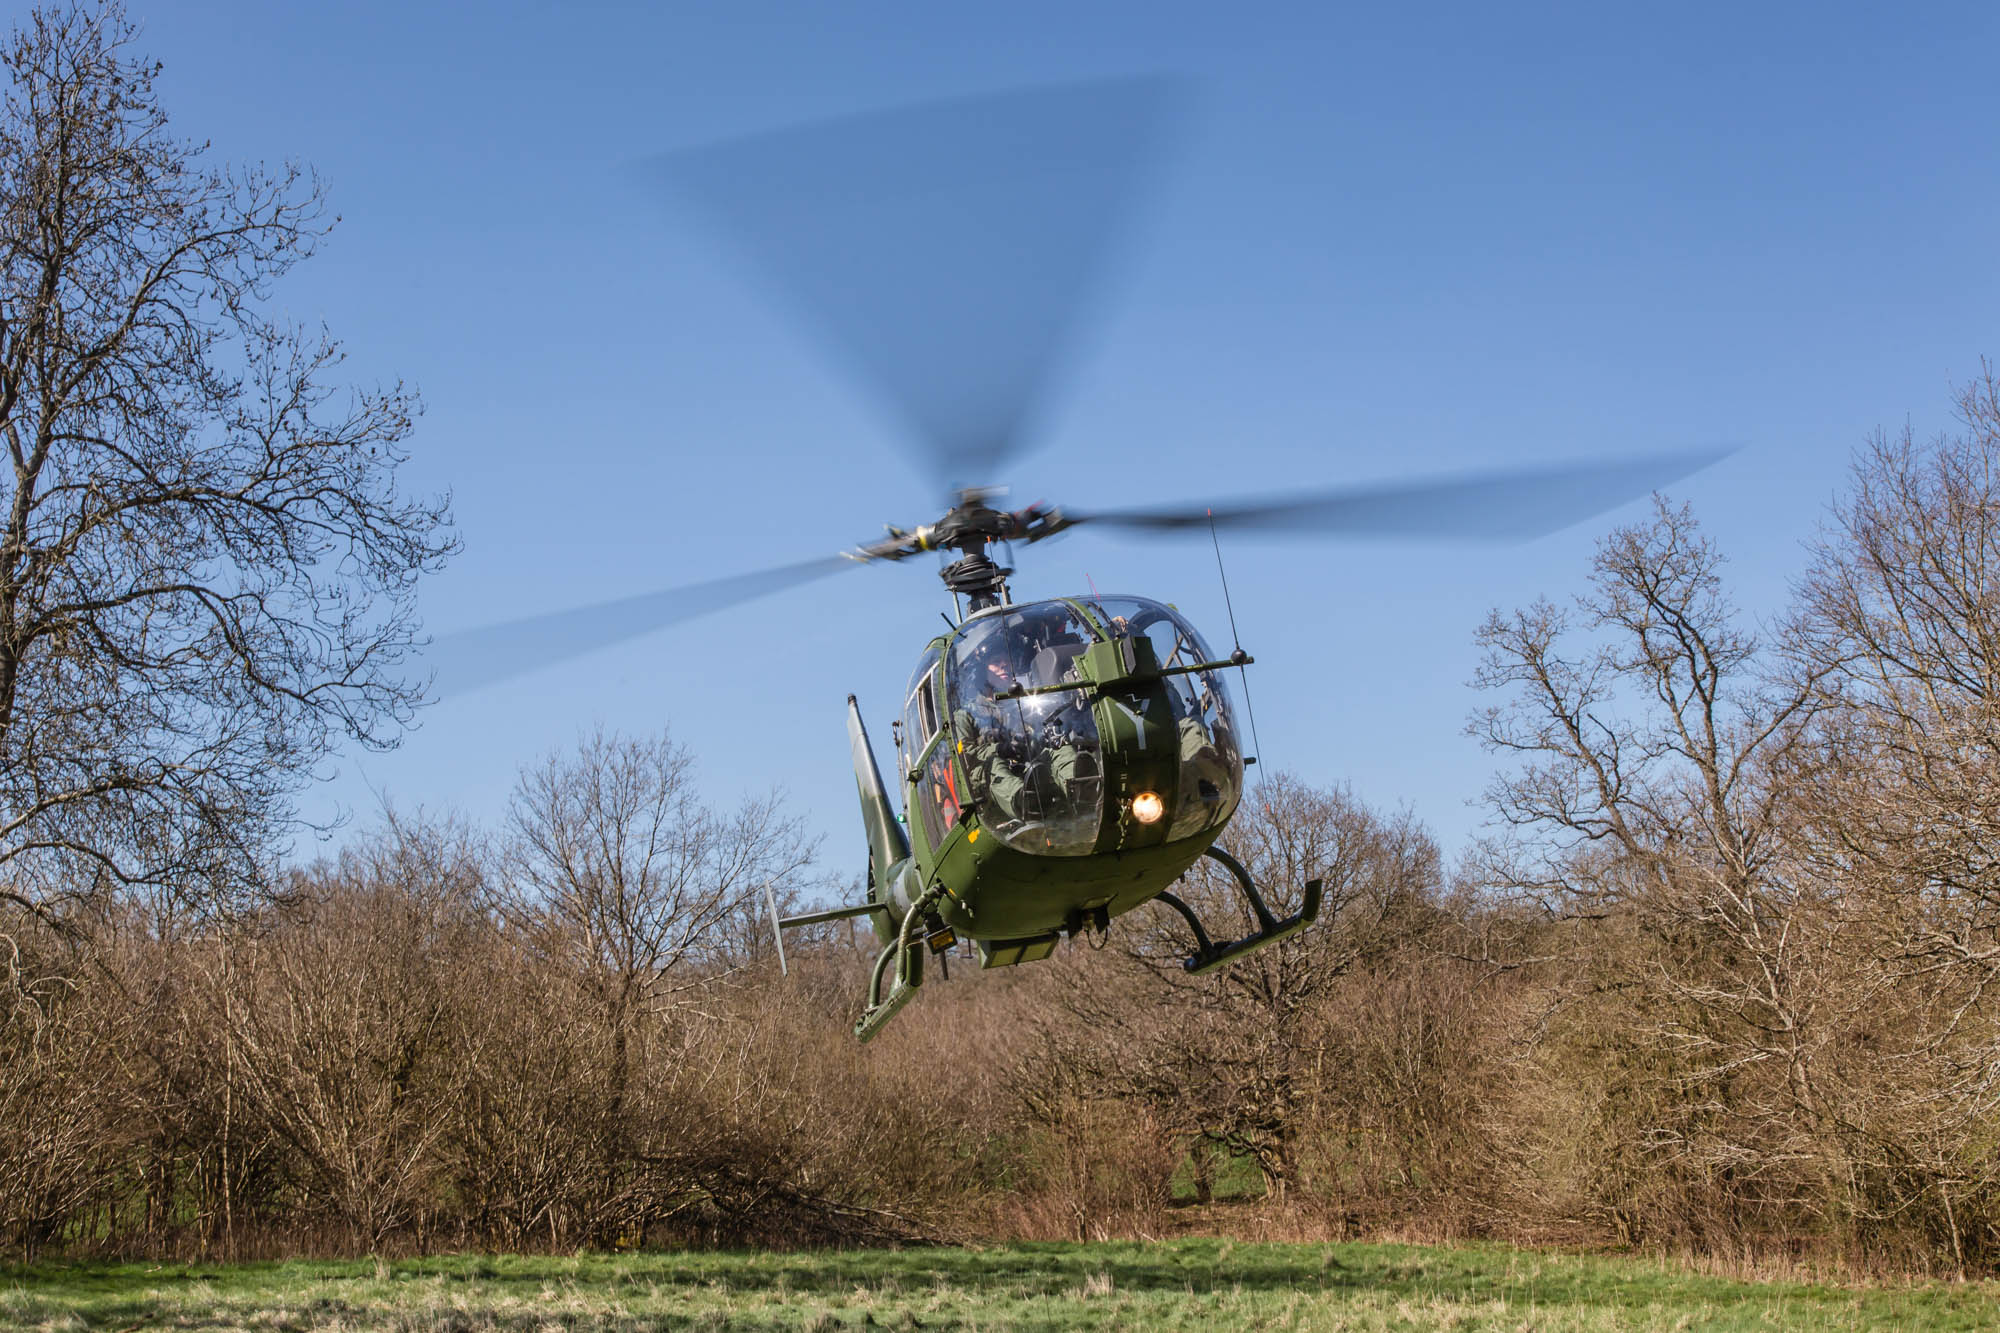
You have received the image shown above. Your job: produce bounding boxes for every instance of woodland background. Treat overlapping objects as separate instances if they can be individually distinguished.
[16,388,2000,1275]
[11,0,2000,1282]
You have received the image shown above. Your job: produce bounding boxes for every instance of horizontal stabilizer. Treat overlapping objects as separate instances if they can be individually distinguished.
[781,901,884,929]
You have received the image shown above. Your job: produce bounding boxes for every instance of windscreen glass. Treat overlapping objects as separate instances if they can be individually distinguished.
[1081,596,1244,839]
[947,601,1104,855]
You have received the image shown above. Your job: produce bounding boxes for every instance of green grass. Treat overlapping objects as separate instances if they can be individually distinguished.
[1169,1145,1268,1203]
[4,1239,1994,1331]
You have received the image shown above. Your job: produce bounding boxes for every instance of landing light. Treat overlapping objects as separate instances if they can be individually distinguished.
[1131,791,1164,825]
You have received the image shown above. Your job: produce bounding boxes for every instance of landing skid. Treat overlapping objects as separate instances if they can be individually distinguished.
[853,848,1320,1040]
[1154,845,1322,974]
[855,884,945,1043]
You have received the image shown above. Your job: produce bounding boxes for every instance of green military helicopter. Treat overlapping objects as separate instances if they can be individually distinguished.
[807,493,1291,1041]
[431,79,1726,1040]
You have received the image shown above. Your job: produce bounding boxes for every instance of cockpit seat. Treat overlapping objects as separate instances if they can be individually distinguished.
[1030,640,1086,683]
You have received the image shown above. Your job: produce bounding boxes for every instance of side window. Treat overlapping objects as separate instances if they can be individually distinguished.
[902,666,959,851]
[899,647,942,772]
[919,674,939,739]
[900,659,939,779]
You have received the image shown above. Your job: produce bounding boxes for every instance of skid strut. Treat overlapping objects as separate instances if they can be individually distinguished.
[1155,845,1322,975]
[854,884,945,1043]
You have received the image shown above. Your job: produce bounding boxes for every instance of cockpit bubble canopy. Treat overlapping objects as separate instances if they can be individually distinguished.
[943,596,1243,855]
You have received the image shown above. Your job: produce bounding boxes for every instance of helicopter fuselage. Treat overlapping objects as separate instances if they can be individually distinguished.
[786,590,1316,1040]
[864,594,1248,955]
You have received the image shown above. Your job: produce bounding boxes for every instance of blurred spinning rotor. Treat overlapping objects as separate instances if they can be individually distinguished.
[427,78,1729,695]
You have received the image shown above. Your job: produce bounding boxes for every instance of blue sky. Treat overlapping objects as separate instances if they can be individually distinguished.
[136,1,1999,881]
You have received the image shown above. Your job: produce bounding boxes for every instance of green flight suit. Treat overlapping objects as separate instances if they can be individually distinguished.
[1178,715,1234,830]
[956,706,1026,825]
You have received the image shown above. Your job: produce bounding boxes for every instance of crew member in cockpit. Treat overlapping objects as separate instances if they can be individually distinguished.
[956,638,1028,825]
[959,624,1102,831]
[1176,678,1234,826]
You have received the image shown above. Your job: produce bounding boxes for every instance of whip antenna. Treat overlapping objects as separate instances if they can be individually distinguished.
[1208,508,1264,779]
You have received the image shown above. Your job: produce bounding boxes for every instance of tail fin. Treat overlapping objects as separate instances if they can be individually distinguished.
[848,695,910,908]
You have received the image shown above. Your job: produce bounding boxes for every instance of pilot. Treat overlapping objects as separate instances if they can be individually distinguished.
[1020,602,1086,655]
[1176,684,1236,826]
[1018,617,1096,824]
[958,625,1105,832]
[960,633,1017,712]
[956,640,1028,824]
[1041,711,1093,812]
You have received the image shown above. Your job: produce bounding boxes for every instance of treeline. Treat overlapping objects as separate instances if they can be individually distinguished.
[12,377,2000,1273]
[14,771,1452,1260]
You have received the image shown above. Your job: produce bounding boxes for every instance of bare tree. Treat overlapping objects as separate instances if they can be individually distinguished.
[501,729,816,1002]
[220,814,487,1248]
[1467,499,1853,1246]
[497,728,815,1239]
[0,908,129,1257]
[1782,371,2000,1268]
[0,3,455,920]
[1793,369,2000,986]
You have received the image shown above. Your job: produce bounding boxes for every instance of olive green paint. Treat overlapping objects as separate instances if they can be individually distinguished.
[789,596,1306,1040]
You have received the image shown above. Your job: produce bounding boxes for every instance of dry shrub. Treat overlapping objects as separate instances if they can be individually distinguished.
[1290,951,1501,1239]
[0,917,131,1257]
[440,944,611,1249]
[996,1095,1178,1241]
[222,825,489,1250]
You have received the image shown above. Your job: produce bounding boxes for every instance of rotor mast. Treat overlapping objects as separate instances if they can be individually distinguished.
[936,491,1014,613]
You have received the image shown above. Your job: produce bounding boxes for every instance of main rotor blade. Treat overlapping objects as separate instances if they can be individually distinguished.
[425,555,857,697]
[1068,448,1734,541]
[649,78,1185,495]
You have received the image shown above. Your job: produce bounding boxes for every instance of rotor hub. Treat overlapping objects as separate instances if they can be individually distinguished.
[845,493,1071,615]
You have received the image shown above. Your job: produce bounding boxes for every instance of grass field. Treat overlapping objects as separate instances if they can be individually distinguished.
[5,1239,1996,1331]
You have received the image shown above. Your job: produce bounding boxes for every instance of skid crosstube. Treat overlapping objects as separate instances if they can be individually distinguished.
[1154,844,1322,975]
